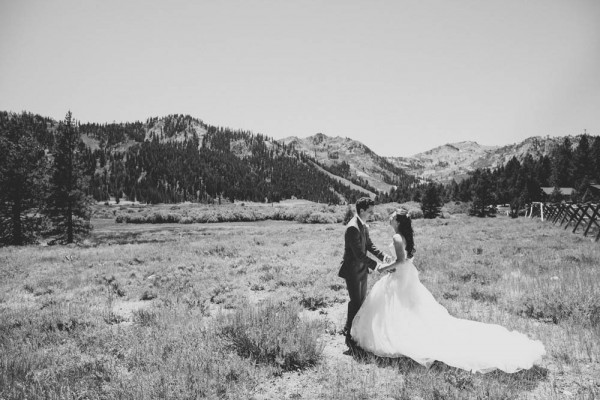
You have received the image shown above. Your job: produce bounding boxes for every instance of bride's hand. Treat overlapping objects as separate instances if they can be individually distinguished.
[377,263,396,274]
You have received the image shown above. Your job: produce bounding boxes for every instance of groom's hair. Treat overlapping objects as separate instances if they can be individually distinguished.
[355,197,374,214]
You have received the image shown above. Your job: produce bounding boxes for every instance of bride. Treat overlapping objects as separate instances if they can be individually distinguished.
[350,209,546,374]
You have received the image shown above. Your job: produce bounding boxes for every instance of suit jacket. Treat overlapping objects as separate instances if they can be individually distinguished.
[338,215,385,280]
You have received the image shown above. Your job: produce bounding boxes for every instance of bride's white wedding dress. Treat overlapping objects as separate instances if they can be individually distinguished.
[351,234,545,374]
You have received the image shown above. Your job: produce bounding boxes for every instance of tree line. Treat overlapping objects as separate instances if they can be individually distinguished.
[383,134,600,218]
[3,109,598,244]
[1,112,381,245]
[88,122,373,205]
[1,111,92,245]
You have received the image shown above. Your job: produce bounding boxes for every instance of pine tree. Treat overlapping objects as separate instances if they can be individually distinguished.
[549,186,563,203]
[470,169,495,217]
[590,135,600,183]
[0,112,49,245]
[420,183,443,219]
[550,137,573,187]
[45,111,93,243]
[573,134,592,188]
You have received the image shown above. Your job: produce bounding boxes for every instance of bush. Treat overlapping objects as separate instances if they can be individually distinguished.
[217,301,324,372]
[294,210,313,223]
[299,290,329,310]
[516,292,600,327]
[114,204,345,225]
[151,212,181,223]
[443,201,471,215]
[307,212,337,224]
[409,209,424,219]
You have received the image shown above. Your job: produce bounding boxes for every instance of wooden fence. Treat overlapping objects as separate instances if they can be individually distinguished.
[527,202,600,242]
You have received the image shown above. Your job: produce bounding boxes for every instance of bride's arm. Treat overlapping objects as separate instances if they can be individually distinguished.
[377,235,406,273]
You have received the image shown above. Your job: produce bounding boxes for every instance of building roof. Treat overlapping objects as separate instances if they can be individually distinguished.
[540,187,575,195]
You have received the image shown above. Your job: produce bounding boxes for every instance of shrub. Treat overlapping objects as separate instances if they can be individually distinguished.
[443,201,471,215]
[515,292,600,327]
[132,309,158,326]
[409,209,424,219]
[307,212,337,224]
[299,291,329,310]
[294,210,313,224]
[217,301,324,372]
[470,288,498,303]
[152,212,181,223]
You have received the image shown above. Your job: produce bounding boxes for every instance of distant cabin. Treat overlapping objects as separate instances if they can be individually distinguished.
[541,185,600,202]
[540,187,574,201]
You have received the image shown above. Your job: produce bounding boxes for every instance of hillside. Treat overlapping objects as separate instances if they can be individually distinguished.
[2,112,374,205]
[4,110,594,204]
[278,133,417,193]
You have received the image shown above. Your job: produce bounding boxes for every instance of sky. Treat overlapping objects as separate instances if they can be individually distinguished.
[1,0,599,157]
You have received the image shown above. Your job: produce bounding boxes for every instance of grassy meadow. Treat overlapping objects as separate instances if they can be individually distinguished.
[1,202,599,399]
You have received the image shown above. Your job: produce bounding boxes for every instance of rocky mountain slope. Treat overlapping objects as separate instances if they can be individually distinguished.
[278,133,412,193]
[387,136,575,183]
[279,132,581,188]
[66,111,592,190]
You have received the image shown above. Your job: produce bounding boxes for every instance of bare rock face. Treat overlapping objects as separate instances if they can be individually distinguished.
[386,136,577,183]
[278,134,403,193]
[280,133,578,186]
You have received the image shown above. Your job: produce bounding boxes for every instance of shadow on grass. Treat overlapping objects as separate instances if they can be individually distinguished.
[344,346,424,372]
[484,365,549,391]
[347,345,549,392]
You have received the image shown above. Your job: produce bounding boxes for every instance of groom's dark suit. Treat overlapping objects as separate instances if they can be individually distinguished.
[339,215,385,335]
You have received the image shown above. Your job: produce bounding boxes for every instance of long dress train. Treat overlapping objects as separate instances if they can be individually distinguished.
[350,234,545,374]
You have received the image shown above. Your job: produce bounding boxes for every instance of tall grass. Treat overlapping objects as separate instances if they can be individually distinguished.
[217,301,325,373]
[1,209,599,399]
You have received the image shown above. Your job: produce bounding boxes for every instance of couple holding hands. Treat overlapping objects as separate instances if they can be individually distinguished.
[338,197,545,374]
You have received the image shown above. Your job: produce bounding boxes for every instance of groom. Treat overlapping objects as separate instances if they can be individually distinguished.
[338,197,390,349]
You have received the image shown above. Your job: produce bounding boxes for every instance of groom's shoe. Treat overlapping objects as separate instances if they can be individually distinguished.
[344,335,364,356]
[345,334,358,350]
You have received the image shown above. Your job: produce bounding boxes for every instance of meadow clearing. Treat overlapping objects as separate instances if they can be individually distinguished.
[1,202,599,399]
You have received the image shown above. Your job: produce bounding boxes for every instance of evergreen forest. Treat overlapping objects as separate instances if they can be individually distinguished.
[2,110,600,241]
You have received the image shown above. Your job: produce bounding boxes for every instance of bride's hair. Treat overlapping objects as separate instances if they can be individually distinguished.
[395,212,415,258]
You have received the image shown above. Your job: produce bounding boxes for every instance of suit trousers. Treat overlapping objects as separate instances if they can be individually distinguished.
[344,276,368,332]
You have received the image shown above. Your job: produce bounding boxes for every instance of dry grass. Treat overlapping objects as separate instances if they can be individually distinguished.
[1,207,599,399]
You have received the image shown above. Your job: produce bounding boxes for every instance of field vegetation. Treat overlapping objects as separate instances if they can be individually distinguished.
[1,203,599,399]
[99,200,427,225]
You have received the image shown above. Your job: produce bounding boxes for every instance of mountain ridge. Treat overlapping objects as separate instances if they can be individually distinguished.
[3,110,594,196]
[278,131,589,188]
[387,135,578,183]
